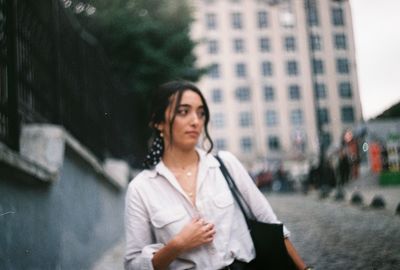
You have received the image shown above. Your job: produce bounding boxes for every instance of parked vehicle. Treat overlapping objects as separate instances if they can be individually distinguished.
[254,167,295,192]
[255,170,274,189]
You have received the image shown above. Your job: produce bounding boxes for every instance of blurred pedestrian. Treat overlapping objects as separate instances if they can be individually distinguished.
[305,164,319,191]
[337,149,350,186]
[347,138,360,179]
[317,158,336,198]
[275,164,292,192]
[124,81,310,270]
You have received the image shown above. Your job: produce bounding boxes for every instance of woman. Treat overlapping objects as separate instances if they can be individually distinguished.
[124,81,310,270]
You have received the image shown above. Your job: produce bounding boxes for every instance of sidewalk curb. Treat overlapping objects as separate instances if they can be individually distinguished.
[309,188,400,216]
[347,189,400,216]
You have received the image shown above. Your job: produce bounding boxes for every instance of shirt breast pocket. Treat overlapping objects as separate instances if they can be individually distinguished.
[150,207,187,241]
[212,192,235,220]
[213,192,234,208]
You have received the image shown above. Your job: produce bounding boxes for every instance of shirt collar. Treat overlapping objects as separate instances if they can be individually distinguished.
[148,148,220,179]
[197,148,220,169]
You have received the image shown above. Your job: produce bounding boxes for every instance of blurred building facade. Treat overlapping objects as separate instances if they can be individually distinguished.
[190,0,363,169]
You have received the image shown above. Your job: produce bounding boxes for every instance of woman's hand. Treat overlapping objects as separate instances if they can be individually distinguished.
[173,218,216,252]
[152,217,215,269]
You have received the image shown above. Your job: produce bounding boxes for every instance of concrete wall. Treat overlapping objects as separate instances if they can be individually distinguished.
[0,125,128,269]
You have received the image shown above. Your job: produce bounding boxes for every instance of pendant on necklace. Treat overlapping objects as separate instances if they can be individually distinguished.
[186,171,192,177]
[187,192,193,197]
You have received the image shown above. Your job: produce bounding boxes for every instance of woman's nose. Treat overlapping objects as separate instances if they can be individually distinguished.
[190,112,200,125]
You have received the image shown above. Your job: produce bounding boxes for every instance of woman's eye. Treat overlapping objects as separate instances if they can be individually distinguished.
[177,109,188,116]
[197,110,206,118]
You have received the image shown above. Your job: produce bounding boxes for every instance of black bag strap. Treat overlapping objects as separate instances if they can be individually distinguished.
[215,155,256,223]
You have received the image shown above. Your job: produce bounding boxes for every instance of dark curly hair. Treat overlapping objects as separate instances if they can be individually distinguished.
[143,80,214,168]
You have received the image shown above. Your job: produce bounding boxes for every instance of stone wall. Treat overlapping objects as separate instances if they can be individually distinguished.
[0,125,129,269]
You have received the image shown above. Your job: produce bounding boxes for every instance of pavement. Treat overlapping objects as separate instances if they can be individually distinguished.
[92,240,125,270]
[267,194,400,270]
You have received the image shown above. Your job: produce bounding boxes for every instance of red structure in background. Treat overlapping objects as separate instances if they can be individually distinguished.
[369,142,382,173]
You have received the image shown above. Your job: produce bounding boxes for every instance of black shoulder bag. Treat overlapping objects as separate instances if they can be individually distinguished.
[215,155,297,270]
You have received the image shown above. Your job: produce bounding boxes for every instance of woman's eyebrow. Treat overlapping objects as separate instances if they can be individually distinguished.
[177,104,191,109]
[177,104,204,109]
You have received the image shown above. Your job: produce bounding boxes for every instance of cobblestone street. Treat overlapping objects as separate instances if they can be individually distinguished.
[93,193,400,270]
[267,193,400,270]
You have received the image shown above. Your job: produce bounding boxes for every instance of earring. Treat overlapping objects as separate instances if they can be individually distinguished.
[160,132,164,138]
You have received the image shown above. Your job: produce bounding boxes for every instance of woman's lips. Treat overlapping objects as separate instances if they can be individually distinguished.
[185,131,199,136]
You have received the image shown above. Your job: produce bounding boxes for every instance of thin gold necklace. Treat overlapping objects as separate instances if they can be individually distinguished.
[182,167,197,198]
[167,152,199,176]
[165,152,199,198]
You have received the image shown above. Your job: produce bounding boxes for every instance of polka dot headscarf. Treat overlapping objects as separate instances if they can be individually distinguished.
[142,132,164,169]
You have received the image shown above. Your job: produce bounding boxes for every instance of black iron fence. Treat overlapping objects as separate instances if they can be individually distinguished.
[0,0,124,160]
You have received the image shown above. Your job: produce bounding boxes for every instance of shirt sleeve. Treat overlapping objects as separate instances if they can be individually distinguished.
[124,182,164,270]
[218,151,291,238]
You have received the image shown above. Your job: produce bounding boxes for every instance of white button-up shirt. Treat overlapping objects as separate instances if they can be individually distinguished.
[124,150,290,270]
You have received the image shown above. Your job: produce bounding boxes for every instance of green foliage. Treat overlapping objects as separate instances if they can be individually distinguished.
[375,101,400,120]
[76,0,205,166]
[84,0,201,94]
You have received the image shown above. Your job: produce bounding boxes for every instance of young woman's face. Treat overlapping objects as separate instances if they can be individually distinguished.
[159,90,206,151]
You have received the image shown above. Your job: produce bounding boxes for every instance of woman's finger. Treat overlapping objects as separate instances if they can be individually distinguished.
[204,234,214,243]
[206,228,216,237]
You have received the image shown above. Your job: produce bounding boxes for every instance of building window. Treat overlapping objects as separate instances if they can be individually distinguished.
[208,63,220,78]
[310,34,322,51]
[341,106,355,123]
[232,12,243,29]
[321,132,332,148]
[339,82,352,98]
[286,60,298,76]
[215,138,227,150]
[268,136,280,151]
[263,86,274,101]
[208,39,218,54]
[290,109,303,125]
[314,83,327,99]
[262,61,273,77]
[212,113,225,128]
[336,58,350,74]
[317,108,330,124]
[239,112,252,127]
[235,86,251,101]
[257,11,268,28]
[289,84,301,100]
[211,88,223,103]
[240,137,253,153]
[284,36,296,52]
[312,58,324,75]
[265,110,278,126]
[236,63,247,78]
[332,7,345,26]
[233,38,245,53]
[334,33,347,50]
[305,0,319,26]
[206,13,217,29]
[259,37,271,52]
